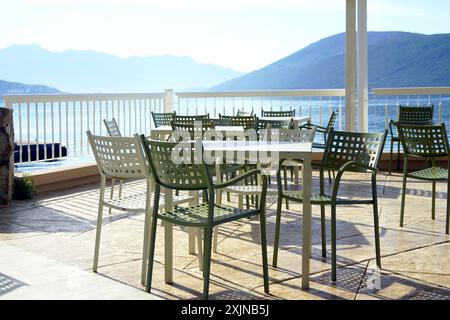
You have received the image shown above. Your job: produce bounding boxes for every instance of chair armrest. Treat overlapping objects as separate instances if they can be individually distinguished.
[300,123,327,132]
[213,169,261,189]
[389,120,398,137]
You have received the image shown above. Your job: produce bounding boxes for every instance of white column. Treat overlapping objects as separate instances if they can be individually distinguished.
[357,0,369,132]
[345,0,357,132]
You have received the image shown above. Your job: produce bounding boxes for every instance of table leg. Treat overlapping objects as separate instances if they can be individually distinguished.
[301,155,312,289]
[163,187,173,284]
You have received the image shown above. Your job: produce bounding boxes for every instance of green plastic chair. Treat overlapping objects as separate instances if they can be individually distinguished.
[301,111,338,149]
[397,124,450,235]
[151,111,176,128]
[301,111,339,183]
[273,129,388,282]
[219,114,257,131]
[388,105,434,174]
[140,138,270,299]
[261,110,296,117]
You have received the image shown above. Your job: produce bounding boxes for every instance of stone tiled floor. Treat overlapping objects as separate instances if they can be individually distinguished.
[1,171,449,300]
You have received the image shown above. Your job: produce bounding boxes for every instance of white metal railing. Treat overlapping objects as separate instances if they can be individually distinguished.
[4,92,167,163]
[175,89,346,129]
[372,87,450,130]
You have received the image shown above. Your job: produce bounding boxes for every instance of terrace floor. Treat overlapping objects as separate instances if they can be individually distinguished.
[1,171,449,300]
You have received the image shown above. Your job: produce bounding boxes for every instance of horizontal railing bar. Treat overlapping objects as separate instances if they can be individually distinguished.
[373,87,450,96]
[3,93,165,105]
[176,89,346,99]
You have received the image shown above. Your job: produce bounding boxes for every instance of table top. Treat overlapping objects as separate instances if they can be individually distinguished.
[151,125,245,133]
[259,116,310,122]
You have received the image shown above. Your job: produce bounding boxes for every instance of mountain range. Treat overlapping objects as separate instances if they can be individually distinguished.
[213,32,450,91]
[0,44,243,93]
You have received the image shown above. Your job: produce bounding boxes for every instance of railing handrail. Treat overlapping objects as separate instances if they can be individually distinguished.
[373,87,450,96]
[4,92,166,105]
[176,89,346,99]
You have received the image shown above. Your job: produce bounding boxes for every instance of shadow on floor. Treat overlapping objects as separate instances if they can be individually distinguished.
[0,272,27,296]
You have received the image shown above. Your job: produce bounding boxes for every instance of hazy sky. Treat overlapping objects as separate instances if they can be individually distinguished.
[1,0,449,72]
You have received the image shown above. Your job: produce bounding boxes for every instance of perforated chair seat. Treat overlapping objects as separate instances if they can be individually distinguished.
[224,185,278,195]
[408,166,448,181]
[158,203,260,227]
[104,192,194,212]
[282,191,374,205]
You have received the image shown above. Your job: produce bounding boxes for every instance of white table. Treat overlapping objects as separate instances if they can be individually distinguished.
[163,140,313,289]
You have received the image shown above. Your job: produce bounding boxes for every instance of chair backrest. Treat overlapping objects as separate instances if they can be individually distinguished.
[398,105,434,125]
[261,110,296,118]
[398,124,449,158]
[256,118,294,131]
[268,127,316,143]
[210,117,232,126]
[170,121,216,141]
[323,129,388,172]
[174,114,210,125]
[219,114,257,131]
[236,109,254,117]
[152,112,175,128]
[103,118,122,137]
[87,131,146,180]
[139,137,211,191]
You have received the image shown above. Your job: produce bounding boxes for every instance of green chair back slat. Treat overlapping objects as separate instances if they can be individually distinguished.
[236,110,254,117]
[398,124,449,158]
[398,105,434,125]
[256,118,293,131]
[323,129,388,172]
[140,139,211,191]
[261,110,296,117]
[219,114,257,131]
[151,112,176,128]
[174,114,210,125]
[103,118,122,137]
[171,121,216,141]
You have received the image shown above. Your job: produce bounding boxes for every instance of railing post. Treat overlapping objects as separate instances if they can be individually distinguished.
[345,0,357,132]
[164,89,174,113]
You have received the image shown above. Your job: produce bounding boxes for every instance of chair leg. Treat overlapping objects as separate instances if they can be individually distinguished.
[331,204,337,282]
[272,195,283,268]
[397,141,401,171]
[213,226,219,253]
[372,176,382,269]
[108,178,115,215]
[197,228,204,272]
[93,176,106,273]
[283,169,288,190]
[118,179,123,198]
[238,195,244,209]
[432,181,436,221]
[141,182,153,286]
[202,226,214,300]
[328,169,332,184]
[446,178,450,235]
[259,206,270,294]
[145,206,159,293]
[389,140,394,175]
[320,205,326,258]
[400,172,408,227]
[285,198,290,210]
